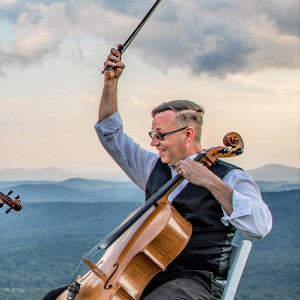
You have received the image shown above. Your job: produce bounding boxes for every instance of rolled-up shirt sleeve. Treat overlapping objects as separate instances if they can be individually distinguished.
[94,111,158,190]
[222,169,272,239]
[95,114,272,239]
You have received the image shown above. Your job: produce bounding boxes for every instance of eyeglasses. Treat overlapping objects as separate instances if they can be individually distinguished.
[148,127,188,141]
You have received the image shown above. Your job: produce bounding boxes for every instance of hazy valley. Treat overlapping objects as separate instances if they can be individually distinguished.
[0,164,299,300]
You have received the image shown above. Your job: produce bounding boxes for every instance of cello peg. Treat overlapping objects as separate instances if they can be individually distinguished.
[218,147,230,154]
[233,148,244,155]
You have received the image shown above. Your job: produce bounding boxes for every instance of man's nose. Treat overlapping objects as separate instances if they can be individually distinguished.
[150,136,160,147]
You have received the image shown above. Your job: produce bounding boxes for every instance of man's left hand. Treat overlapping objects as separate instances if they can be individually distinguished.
[175,159,216,188]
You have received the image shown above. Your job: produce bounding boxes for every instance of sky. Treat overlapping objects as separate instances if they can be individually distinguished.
[0,0,299,174]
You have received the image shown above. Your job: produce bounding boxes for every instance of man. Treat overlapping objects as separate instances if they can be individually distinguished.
[93,47,272,299]
[43,46,272,299]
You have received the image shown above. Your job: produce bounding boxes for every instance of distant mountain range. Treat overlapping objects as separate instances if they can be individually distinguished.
[0,170,299,205]
[0,178,145,203]
[0,166,299,300]
[0,167,128,181]
[1,189,299,299]
[247,164,299,182]
[0,164,299,182]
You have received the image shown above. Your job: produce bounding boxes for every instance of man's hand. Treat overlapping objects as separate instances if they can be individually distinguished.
[98,46,126,123]
[103,45,125,81]
[175,159,233,215]
[175,159,216,188]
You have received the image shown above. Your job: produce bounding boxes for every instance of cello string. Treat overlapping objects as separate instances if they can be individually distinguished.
[72,246,103,281]
[71,153,207,281]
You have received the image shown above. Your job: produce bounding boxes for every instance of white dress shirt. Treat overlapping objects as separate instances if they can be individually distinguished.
[95,110,272,239]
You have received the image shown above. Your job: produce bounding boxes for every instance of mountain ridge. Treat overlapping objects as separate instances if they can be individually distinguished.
[0,167,128,181]
[0,164,299,182]
[0,189,299,300]
[247,164,300,182]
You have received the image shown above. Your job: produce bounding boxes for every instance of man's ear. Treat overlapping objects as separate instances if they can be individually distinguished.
[185,127,195,142]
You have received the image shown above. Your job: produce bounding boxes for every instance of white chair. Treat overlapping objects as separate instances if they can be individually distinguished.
[221,240,252,300]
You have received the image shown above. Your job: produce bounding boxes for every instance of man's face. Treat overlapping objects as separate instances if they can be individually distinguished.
[150,110,188,165]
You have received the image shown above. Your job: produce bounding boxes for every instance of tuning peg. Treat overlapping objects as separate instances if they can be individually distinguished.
[8,190,13,196]
[233,148,244,155]
[15,195,20,200]
[218,147,230,154]
[0,202,3,208]
[5,208,12,214]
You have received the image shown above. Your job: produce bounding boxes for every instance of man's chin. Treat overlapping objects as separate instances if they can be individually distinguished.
[160,156,170,164]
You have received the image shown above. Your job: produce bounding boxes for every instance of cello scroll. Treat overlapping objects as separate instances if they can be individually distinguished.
[0,190,22,214]
[201,132,244,167]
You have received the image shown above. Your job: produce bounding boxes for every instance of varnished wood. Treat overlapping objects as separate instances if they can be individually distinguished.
[56,132,244,300]
[57,198,192,300]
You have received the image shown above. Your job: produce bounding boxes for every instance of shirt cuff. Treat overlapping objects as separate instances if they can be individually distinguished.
[94,110,123,135]
[221,190,252,226]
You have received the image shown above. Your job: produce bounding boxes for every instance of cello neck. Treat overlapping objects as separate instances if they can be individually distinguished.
[99,152,205,249]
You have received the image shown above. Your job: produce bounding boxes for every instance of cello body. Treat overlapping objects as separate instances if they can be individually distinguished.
[57,196,192,300]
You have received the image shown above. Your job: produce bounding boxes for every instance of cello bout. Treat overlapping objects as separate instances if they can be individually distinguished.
[57,199,192,300]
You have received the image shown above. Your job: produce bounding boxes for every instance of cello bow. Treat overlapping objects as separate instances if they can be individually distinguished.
[102,0,161,73]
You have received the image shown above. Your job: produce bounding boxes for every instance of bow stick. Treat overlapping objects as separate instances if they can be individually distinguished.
[102,0,161,73]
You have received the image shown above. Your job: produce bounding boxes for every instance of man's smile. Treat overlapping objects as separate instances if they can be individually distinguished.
[157,148,166,154]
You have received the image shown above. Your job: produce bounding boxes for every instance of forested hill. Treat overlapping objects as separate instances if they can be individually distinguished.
[233,189,300,299]
[0,189,299,299]
[0,178,145,203]
[0,177,299,204]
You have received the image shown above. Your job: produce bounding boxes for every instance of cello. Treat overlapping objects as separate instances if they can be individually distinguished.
[56,132,244,300]
[0,190,22,214]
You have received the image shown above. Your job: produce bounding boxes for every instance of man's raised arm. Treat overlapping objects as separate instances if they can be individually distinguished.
[98,46,125,123]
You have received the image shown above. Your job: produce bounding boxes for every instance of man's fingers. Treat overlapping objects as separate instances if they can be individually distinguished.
[116,62,125,69]
[107,54,120,63]
[110,47,121,57]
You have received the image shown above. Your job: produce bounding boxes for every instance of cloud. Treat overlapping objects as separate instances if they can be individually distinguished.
[79,93,97,102]
[0,2,71,73]
[129,94,147,107]
[0,0,17,7]
[254,0,300,37]
[0,0,299,77]
[129,0,299,77]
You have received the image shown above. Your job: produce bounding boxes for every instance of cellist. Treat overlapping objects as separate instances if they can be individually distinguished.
[42,46,272,299]
[92,47,272,299]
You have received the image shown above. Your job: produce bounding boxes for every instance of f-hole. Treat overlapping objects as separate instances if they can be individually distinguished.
[104,263,119,290]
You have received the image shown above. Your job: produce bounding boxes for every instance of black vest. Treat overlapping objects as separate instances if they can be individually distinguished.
[145,158,241,279]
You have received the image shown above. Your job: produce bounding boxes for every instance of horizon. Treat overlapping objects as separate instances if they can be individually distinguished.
[0,163,299,184]
[0,162,300,173]
[1,0,299,172]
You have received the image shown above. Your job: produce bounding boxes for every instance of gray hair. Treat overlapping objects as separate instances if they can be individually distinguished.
[151,100,204,142]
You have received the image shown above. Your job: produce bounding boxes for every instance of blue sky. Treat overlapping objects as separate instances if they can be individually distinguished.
[0,0,299,173]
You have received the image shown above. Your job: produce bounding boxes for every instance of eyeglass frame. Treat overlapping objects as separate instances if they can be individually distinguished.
[148,127,188,141]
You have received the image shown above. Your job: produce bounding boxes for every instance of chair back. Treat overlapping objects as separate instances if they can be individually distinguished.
[221,240,252,300]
